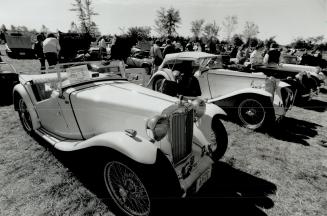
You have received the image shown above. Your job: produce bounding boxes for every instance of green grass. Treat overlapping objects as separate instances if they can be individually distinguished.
[1,51,327,215]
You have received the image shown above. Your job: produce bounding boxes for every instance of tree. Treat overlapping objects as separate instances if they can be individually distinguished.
[264,36,278,48]
[40,25,49,34]
[190,19,205,38]
[307,35,324,44]
[69,21,79,33]
[222,15,238,41]
[1,24,7,32]
[127,26,151,42]
[242,21,259,41]
[10,25,16,31]
[203,21,220,38]
[154,7,181,37]
[84,0,98,30]
[70,0,99,34]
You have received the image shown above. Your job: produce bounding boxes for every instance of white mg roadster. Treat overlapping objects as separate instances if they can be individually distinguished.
[148,52,295,130]
[13,62,228,216]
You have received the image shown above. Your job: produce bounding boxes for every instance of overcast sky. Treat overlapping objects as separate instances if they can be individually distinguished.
[0,0,326,44]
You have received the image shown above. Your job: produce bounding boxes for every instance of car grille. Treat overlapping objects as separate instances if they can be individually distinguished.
[168,107,194,164]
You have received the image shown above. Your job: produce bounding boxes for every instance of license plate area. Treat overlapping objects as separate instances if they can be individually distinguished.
[196,166,212,192]
[19,52,26,55]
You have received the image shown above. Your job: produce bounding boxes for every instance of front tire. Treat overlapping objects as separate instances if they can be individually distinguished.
[236,96,274,130]
[17,97,33,133]
[103,160,152,216]
[210,117,228,162]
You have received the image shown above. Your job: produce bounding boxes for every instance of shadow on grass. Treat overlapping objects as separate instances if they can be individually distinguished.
[155,162,276,216]
[32,137,276,216]
[320,88,327,94]
[269,117,321,146]
[295,99,327,112]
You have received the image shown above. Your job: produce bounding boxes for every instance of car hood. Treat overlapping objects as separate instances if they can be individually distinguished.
[70,80,177,117]
[68,80,178,138]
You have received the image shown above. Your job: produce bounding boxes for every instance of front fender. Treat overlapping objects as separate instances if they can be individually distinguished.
[13,83,40,130]
[147,69,175,89]
[193,103,226,146]
[55,131,158,165]
[208,87,272,104]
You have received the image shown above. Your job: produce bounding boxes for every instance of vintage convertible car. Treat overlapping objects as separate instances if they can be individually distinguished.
[148,52,295,130]
[13,62,228,216]
[126,48,152,75]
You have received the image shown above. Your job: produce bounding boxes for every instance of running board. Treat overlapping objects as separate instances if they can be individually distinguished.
[35,128,82,151]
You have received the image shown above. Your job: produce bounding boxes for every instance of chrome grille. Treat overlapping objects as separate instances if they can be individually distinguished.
[168,108,194,164]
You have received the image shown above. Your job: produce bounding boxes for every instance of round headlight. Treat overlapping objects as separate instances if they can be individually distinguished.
[192,98,206,118]
[146,115,169,141]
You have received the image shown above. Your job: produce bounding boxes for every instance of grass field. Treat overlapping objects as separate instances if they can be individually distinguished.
[0,49,327,216]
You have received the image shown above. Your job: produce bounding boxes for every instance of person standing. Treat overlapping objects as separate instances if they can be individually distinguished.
[263,43,281,66]
[150,40,163,75]
[98,36,107,59]
[43,33,60,67]
[163,39,175,57]
[34,34,46,70]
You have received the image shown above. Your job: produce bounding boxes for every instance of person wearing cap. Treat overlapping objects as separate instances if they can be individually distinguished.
[263,43,281,66]
[43,33,61,67]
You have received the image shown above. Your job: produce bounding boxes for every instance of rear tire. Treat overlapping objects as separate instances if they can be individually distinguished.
[17,96,34,134]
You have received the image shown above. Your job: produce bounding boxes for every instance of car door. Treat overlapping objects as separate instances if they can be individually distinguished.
[33,81,80,139]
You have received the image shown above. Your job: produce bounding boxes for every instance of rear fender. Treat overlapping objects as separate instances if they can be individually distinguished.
[13,83,40,130]
[147,70,175,89]
[208,88,272,104]
[66,131,159,164]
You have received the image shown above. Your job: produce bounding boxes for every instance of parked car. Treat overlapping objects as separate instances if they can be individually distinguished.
[280,55,326,86]
[13,62,228,216]
[4,32,35,58]
[0,61,19,104]
[148,52,295,130]
[126,48,152,75]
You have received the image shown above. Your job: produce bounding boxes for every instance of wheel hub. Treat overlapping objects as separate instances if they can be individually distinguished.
[245,109,256,117]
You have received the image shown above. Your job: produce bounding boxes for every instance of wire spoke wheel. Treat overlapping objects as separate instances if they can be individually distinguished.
[18,98,33,132]
[104,161,151,216]
[238,98,266,129]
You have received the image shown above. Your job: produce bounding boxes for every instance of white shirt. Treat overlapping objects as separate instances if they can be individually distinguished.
[99,38,106,49]
[43,37,61,54]
[250,50,263,65]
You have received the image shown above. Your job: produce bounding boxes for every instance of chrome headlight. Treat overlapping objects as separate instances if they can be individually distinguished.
[191,98,206,118]
[146,115,169,141]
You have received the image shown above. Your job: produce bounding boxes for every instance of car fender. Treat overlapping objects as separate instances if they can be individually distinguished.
[56,131,159,165]
[193,103,226,146]
[13,83,40,130]
[208,87,272,104]
[147,69,175,89]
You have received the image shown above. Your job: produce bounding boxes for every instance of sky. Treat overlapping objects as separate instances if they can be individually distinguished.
[0,0,326,44]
